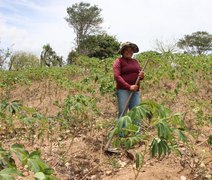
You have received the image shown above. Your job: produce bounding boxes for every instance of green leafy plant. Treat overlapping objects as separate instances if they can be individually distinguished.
[0,100,22,135]
[0,144,56,179]
[0,100,22,115]
[56,95,98,130]
[0,168,22,180]
[208,135,212,146]
[0,147,16,170]
[110,100,188,159]
[133,152,145,180]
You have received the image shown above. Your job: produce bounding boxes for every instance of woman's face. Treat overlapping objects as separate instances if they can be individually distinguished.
[123,47,134,59]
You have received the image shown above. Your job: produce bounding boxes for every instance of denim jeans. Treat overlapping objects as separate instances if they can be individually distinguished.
[117,90,140,118]
[116,90,141,136]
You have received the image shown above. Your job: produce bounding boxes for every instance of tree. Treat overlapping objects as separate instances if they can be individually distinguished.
[40,44,63,67]
[65,2,103,53]
[155,39,178,54]
[77,33,120,59]
[9,52,39,70]
[177,31,212,55]
[67,50,78,65]
[0,43,11,69]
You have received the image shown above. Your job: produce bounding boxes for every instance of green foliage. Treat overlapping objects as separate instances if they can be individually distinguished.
[41,44,63,67]
[157,121,172,139]
[0,99,53,144]
[67,50,79,64]
[150,138,170,158]
[0,53,211,178]
[177,31,212,55]
[9,52,40,70]
[0,144,55,179]
[0,100,22,135]
[135,152,144,169]
[0,43,11,69]
[34,172,56,180]
[0,100,22,115]
[0,147,16,170]
[65,2,103,52]
[110,100,188,159]
[208,135,212,146]
[107,157,121,169]
[78,33,120,59]
[177,129,188,143]
[135,52,212,102]
[10,144,29,165]
[134,152,145,180]
[0,168,22,180]
[56,95,98,129]
[136,51,161,60]
[0,65,80,88]
[98,74,115,95]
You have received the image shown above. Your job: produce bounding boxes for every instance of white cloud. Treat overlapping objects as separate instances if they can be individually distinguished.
[0,18,33,50]
[0,0,75,58]
[95,0,212,51]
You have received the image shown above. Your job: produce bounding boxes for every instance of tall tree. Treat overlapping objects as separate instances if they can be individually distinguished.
[9,52,39,70]
[177,31,212,55]
[40,44,63,67]
[65,2,103,53]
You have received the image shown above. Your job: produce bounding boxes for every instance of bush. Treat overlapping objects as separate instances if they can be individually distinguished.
[9,52,39,70]
[77,33,120,59]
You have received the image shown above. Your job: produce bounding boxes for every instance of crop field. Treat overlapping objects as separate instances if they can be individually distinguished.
[0,53,211,180]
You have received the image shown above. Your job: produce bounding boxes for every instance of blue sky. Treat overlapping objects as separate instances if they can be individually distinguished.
[0,0,212,59]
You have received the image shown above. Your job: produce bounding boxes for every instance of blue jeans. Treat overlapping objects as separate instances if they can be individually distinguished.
[117,90,140,118]
[116,90,141,136]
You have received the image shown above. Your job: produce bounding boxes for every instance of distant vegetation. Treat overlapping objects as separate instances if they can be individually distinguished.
[0,2,212,70]
[177,31,212,55]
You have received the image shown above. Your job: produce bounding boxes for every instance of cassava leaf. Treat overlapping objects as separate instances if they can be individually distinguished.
[10,144,29,165]
[158,141,163,158]
[29,151,41,159]
[0,168,22,180]
[150,138,158,157]
[177,129,188,143]
[34,172,46,180]
[28,159,40,173]
[208,135,212,146]
[135,153,144,169]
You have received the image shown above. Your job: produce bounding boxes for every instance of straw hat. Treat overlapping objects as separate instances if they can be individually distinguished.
[118,42,139,54]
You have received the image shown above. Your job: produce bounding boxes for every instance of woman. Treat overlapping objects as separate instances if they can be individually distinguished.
[113,42,144,123]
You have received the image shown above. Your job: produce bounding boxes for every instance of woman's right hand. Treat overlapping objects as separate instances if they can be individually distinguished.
[130,85,138,91]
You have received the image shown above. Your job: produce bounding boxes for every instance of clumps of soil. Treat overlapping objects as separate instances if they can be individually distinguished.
[55,152,103,180]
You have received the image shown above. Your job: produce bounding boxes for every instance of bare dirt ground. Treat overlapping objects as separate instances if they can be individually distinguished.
[1,80,212,180]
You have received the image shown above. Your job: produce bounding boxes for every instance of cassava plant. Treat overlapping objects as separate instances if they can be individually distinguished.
[133,147,147,180]
[0,100,22,136]
[110,100,188,158]
[0,144,56,179]
[56,95,98,131]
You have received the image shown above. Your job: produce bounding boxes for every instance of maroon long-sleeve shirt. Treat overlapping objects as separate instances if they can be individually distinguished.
[113,57,142,91]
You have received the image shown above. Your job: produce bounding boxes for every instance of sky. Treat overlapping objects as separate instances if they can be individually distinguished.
[0,0,212,59]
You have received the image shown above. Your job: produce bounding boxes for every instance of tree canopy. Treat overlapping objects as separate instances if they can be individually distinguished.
[177,31,212,55]
[40,44,63,67]
[9,52,39,70]
[77,34,120,59]
[65,2,103,53]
